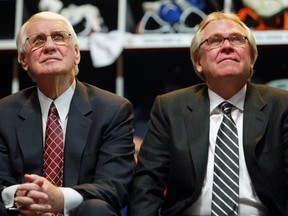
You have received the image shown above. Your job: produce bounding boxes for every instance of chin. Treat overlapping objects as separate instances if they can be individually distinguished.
[221,70,243,77]
[42,66,63,74]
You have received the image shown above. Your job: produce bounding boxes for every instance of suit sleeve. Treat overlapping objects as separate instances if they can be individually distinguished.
[128,95,170,216]
[71,99,135,211]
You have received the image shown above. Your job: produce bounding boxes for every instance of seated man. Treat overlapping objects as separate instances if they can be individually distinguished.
[128,11,288,216]
[0,11,135,216]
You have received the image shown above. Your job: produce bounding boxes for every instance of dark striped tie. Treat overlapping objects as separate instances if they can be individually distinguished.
[211,101,239,216]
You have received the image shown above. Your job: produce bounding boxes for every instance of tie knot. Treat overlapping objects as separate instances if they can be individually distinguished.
[49,102,58,116]
[220,101,233,115]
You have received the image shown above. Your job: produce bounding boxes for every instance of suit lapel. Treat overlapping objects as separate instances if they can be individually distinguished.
[16,90,44,175]
[63,81,92,186]
[243,83,269,170]
[184,86,210,197]
[14,83,92,184]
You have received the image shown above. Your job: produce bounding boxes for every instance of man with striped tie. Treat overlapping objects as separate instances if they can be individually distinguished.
[128,11,288,216]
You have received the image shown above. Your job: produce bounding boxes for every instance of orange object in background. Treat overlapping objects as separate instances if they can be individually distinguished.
[238,7,288,30]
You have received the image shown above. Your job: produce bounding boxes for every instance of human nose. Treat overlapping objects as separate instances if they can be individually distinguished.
[222,38,231,46]
[43,35,56,48]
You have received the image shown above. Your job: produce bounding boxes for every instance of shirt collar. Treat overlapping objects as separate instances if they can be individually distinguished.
[209,84,246,114]
[38,79,76,124]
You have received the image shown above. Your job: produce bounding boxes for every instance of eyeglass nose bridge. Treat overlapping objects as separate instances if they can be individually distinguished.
[220,37,233,46]
[42,34,57,46]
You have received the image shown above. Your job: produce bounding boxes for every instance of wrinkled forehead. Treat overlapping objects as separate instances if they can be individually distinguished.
[200,19,247,38]
[25,18,68,35]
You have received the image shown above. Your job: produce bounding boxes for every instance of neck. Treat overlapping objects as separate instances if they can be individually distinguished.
[208,81,246,100]
[206,79,247,100]
[37,76,74,100]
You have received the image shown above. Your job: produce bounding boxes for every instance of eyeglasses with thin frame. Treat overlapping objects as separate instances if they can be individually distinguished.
[26,31,72,50]
[199,33,248,49]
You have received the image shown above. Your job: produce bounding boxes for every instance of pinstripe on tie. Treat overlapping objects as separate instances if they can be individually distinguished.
[211,101,239,216]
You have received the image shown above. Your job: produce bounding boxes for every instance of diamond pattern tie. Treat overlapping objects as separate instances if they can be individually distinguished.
[211,101,239,216]
[43,102,64,187]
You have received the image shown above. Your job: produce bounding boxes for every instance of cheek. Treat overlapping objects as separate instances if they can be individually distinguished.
[199,52,216,70]
[241,49,253,68]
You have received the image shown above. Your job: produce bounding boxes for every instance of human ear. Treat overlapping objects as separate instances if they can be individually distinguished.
[74,45,81,65]
[20,53,29,71]
[194,54,203,73]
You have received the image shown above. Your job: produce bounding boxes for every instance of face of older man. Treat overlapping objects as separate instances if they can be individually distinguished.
[195,19,253,92]
[20,18,80,80]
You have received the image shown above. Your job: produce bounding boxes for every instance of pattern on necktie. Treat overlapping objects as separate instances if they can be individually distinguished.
[43,102,64,187]
[211,101,239,216]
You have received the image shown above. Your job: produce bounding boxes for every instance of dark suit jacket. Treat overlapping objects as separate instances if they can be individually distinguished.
[0,80,135,212]
[128,82,288,216]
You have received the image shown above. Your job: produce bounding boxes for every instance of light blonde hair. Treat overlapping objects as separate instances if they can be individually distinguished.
[16,11,80,78]
[190,11,258,81]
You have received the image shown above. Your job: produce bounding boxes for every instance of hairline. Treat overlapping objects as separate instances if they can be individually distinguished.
[16,11,80,62]
[190,11,258,80]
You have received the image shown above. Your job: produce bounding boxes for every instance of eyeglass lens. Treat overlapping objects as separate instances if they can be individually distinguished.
[207,34,246,48]
[27,31,71,49]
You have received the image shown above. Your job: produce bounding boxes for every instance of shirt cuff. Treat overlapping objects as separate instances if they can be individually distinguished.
[1,185,18,208]
[61,187,83,215]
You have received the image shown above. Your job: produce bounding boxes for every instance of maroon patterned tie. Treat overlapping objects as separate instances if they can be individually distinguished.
[43,102,64,187]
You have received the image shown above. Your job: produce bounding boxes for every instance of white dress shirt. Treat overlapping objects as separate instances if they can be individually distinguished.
[183,85,269,215]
